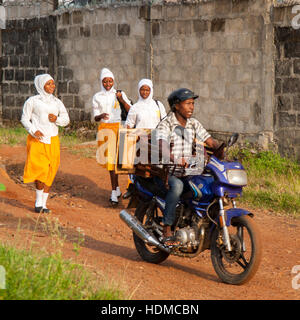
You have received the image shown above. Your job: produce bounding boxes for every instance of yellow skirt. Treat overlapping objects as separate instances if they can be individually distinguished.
[96,122,120,171]
[23,135,60,187]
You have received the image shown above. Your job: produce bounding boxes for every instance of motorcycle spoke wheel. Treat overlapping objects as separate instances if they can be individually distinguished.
[211,215,262,285]
[133,202,170,264]
[236,253,249,270]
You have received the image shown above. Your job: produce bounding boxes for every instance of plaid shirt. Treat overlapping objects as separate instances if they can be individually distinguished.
[156,112,211,176]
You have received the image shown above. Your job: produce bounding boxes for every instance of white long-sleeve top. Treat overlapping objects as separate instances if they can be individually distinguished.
[92,90,132,124]
[125,78,166,129]
[21,95,70,144]
[125,100,167,129]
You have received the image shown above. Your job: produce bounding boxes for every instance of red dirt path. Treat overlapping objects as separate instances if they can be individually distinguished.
[0,144,299,300]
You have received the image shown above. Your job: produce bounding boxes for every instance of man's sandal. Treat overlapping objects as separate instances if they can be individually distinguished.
[162,236,180,247]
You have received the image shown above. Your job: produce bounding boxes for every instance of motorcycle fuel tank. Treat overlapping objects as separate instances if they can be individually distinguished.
[188,174,215,202]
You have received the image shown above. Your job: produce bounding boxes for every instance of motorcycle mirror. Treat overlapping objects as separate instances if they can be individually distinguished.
[227,133,239,147]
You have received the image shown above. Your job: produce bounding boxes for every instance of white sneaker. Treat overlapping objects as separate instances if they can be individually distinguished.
[116,187,121,198]
[110,190,118,205]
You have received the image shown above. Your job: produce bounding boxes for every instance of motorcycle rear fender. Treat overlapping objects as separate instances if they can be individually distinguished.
[225,208,253,227]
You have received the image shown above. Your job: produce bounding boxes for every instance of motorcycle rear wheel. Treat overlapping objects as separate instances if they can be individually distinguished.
[210,215,262,285]
[133,202,170,264]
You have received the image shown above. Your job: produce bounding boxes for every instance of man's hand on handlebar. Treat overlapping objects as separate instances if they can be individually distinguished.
[213,142,225,160]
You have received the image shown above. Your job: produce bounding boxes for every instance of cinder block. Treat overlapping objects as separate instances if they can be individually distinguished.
[209,81,226,99]
[237,34,252,49]
[72,11,83,25]
[184,36,200,50]
[166,5,180,19]
[246,85,260,101]
[211,53,227,66]
[228,83,244,100]
[92,24,104,38]
[236,68,252,83]
[199,1,215,17]
[69,26,81,39]
[198,83,210,98]
[181,4,198,19]
[151,5,163,20]
[225,18,244,34]
[203,34,219,50]
[229,52,242,65]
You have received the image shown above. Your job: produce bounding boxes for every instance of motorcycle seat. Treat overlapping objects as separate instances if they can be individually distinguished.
[135,176,168,198]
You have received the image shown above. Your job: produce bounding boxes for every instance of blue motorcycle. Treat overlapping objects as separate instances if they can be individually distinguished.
[120,134,262,285]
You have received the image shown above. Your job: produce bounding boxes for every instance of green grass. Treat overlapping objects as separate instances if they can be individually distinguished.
[0,126,92,148]
[229,147,300,217]
[0,127,28,146]
[0,243,124,300]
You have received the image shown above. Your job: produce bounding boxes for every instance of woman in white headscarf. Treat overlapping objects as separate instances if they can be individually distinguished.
[21,73,70,214]
[125,79,166,129]
[122,79,167,199]
[92,67,132,206]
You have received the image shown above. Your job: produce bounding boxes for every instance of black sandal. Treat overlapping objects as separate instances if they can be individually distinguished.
[42,208,51,214]
[35,206,43,213]
[109,198,118,207]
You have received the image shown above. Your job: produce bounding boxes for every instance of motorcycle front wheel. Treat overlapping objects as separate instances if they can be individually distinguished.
[210,215,262,285]
[133,202,170,264]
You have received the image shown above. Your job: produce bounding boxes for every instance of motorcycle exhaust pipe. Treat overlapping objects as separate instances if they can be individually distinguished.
[120,210,171,253]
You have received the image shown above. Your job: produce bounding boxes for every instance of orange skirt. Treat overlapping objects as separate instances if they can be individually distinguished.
[23,135,60,187]
[96,122,120,171]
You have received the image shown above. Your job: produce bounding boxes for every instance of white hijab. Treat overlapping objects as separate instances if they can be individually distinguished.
[34,74,55,102]
[137,78,154,104]
[98,67,117,108]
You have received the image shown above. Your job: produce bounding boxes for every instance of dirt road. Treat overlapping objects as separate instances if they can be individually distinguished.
[0,144,299,300]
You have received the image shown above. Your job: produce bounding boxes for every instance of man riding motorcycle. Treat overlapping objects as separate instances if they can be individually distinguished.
[156,88,224,245]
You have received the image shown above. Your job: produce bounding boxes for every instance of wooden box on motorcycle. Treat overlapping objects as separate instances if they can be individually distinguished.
[115,128,167,180]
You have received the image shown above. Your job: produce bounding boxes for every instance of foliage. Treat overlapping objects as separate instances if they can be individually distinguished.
[0,243,124,300]
[228,146,300,217]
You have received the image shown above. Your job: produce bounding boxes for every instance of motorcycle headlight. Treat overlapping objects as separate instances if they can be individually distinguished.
[226,169,247,186]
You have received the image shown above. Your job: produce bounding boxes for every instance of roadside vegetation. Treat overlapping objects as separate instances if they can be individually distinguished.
[229,146,300,218]
[0,126,92,147]
[0,242,124,300]
[0,214,126,300]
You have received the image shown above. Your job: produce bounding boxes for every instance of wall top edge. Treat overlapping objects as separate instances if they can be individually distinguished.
[273,0,300,7]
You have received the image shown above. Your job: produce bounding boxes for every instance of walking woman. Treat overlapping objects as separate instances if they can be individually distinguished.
[122,79,167,199]
[21,74,70,213]
[125,78,166,129]
[93,67,132,206]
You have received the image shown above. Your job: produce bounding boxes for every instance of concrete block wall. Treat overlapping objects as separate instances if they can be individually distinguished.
[55,0,272,137]
[273,5,300,160]
[55,6,147,120]
[150,0,270,138]
[0,16,57,121]
[3,0,54,20]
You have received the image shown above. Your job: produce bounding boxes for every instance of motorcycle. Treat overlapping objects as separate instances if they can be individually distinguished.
[120,133,262,285]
